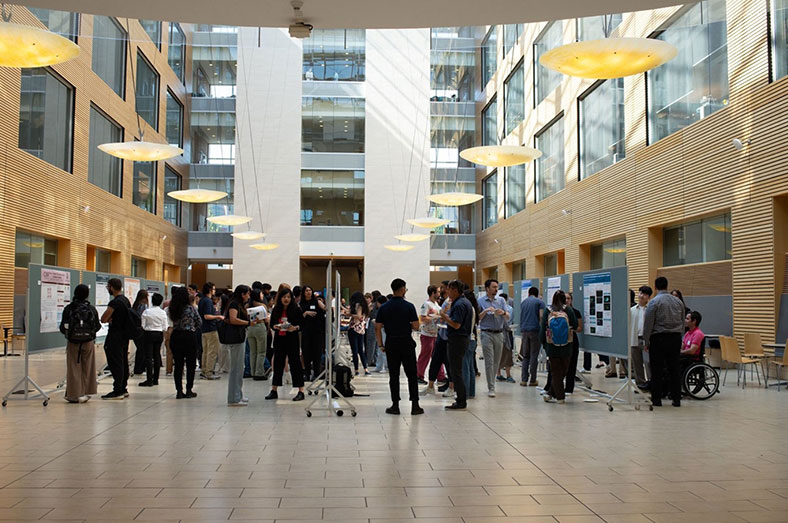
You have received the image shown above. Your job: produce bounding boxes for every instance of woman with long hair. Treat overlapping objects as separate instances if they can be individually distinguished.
[540,290,577,404]
[167,286,201,398]
[217,292,231,373]
[247,288,269,380]
[462,288,480,400]
[266,288,306,401]
[348,291,370,376]
[300,285,326,382]
[132,289,149,375]
[224,285,261,406]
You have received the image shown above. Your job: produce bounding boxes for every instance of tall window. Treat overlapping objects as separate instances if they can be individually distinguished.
[481,26,497,87]
[28,8,78,41]
[136,53,159,130]
[165,91,183,147]
[164,166,181,226]
[773,0,788,80]
[483,171,498,229]
[590,238,627,269]
[663,213,731,267]
[168,22,186,83]
[15,231,58,268]
[512,259,526,280]
[131,256,148,278]
[504,62,524,135]
[505,164,526,217]
[543,253,558,276]
[19,68,73,172]
[534,21,563,106]
[579,78,625,179]
[482,97,497,146]
[140,20,161,48]
[535,115,564,202]
[88,105,122,196]
[95,248,112,272]
[303,29,365,81]
[649,0,728,143]
[503,24,523,56]
[302,97,365,153]
[133,161,157,214]
[92,16,126,98]
[300,170,364,226]
[577,14,622,40]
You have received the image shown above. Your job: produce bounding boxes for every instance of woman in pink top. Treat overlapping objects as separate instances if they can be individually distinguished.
[681,311,705,358]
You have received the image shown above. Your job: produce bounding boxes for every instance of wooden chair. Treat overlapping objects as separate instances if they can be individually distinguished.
[720,336,761,388]
[743,333,764,357]
[767,342,788,392]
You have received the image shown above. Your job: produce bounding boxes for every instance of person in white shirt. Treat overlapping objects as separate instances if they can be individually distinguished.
[140,293,168,387]
[628,285,653,389]
[417,285,443,383]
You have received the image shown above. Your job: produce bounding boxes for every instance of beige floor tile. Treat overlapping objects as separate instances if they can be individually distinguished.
[321,507,416,519]
[241,487,325,498]
[463,517,557,523]
[43,506,143,519]
[230,508,324,519]
[362,496,453,507]
[644,512,748,523]
[598,516,655,523]
[413,505,507,518]
[157,487,243,497]
[136,507,233,520]
[278,496,366,508]
[554,516,606,523]
[101,497,197,509]
[732,511,788,523]
[450,495,539,506]
[502,504,594,516]
[586,502,680,514]
[191,497,281,508]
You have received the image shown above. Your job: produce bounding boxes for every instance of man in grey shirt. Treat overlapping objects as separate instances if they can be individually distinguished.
[643,276,685,407]
[477,279,510,397]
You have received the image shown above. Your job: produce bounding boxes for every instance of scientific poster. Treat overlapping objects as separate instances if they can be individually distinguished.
[40,268,70,333]
[547,277,561,305]
[125,278,141,303]
[95,274,114,338]
[583,272,612,338]
[520,280,532,303]
[146,283,163,306]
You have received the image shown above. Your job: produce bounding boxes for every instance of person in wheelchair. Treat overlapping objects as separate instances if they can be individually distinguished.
[681,311,705,362]
[676,310,720,400]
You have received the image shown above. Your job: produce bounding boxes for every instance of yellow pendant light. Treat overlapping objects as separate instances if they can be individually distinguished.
[384,244,415,252]
[428,192,483,207]
[407,217,451,229]
[460,145,542,167]
[98,141,184,162]
[167,188,227,203]
[539,37,678,79]
[0,21,80,68]
[394,233,430,242]
[207,214,252,226]
[250,243,279,251]
[232,231,266,240]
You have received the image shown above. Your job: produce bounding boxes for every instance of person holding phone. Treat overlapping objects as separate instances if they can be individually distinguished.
[266,288,306,401]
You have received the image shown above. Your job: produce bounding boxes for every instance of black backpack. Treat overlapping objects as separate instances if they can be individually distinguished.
[332,364,355,398]
[67,302,96,343]
[124,306,144,340]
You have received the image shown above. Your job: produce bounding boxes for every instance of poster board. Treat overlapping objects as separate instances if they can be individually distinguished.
[143,280,165,307]
[512,278,540,334]
[572,266,629,358]
[83,272,124,341]
[542,274,570,307]
[26,264,81,353]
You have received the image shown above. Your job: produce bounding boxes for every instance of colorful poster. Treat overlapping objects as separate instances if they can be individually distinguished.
[125,278,141,304]
[40,268,70,333]
[520,280,532,303]
[146,283,163,307]
[547,277,561,305]
[583,272,613,338]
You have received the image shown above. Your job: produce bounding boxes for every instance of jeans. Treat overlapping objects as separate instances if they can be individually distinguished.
[462,338,477,398]
[226,340,246,404]
[349,330,368,371]
[564,339,579,393]
[417,335,436,380]
[272,333,305,388]
[143,331,163,383]
[520,330,540,383]
[480,331,504,392]
[244,340,251,377]
[447,336,469,406]
[630,338,648,386]
[247,323,268,377]
[375,346,388,371]
[302,328,324,380]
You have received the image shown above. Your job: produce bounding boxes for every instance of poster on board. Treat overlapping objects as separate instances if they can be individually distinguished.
[546,277,561,305]
[146,282,163,307]
[40,268,71,333]
[583,272,612,337]
[95,274,113,338]
[520,280,532,303]
[125,278,141,304]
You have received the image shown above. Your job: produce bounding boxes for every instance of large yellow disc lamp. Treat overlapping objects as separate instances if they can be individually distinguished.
[0,22,80,68]
[428,192,483,207]
[604,247,626,254]
[231,231,266,240]
[98,141,184,162]
[407,217,451,229]
[384,244,415,252]
[167,188,228,203]
[394,233,430,242]
[460,145,542,167]
[206,215,252,226]
[539,37,678,79]
[250,243,279,251]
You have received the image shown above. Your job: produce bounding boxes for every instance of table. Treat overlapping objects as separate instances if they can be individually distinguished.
[762,343,786,388]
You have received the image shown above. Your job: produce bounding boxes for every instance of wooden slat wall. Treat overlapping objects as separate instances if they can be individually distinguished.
[476,0,788,343]
[0,7,193,327]
[657,261,733,296]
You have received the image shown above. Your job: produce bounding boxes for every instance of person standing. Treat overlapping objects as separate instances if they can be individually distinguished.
[300,285,326,382]
[139,293,167,387]
[198,282,223,380]
[365,293,377,368]
[168,287,201,399]
[519,286,545,387]
[643,277,685,407]
[375,278,423,415]
[563,292,583,395]
[348,292,370,375]
[100,278,131,400]
[477,279,510,397]
[266,288,306,401]
[373,295,389,373]
[540,290,577,404]
[247,288,269,380]
[629,286,653,389]
[417,285,442,384]
[225,285,261,406]
[439,280,472,410]
[59,284,101,403]
[423,297,450,396]
[461,289,479,400]
[131,290,149,376]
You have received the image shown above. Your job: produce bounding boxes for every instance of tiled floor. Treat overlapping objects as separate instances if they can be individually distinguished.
[0,351,786,522]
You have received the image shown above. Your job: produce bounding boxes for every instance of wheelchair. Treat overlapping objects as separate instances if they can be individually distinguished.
[679,340,720,400]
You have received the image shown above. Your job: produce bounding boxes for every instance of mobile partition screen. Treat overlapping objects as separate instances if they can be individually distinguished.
[511,279,540,334]
[26,264,82,353]
[572,266,629,359]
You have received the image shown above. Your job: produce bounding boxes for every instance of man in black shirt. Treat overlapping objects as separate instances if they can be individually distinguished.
[439,280,472,410]
[375,278,423,416]
[100,278,131,400]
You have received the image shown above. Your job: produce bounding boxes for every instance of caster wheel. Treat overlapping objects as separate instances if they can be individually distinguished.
[2,400,6,407]
[351,411,357,417]
[336,410,344,417]
[649,405,654,411]
[43,400,49,406]
[306,410,312,417]
[608,405,614,412]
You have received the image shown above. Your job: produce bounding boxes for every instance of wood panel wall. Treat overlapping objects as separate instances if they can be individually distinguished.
[475,0,788,343]
[0,7,193,327]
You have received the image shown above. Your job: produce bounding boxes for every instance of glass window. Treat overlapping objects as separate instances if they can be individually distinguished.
[580,78,625,179]
[88,105,123,196]
[505,164,526,217]
[19,68,73,172]
[504,62,524,135]
[95,248,112,272]
[543,253,558,277]
[302,97,365,153]
[133,161,157,214]
[168,22,186,82]
[512,260,526,280]
[649,0,728,143]
[207,144,235,165]
[483,171,498,229]
[300,170,364,226]
[15,231,58,268]
[577,14,622,41]
[481,26,497,87]
[140,20,161,48]
[663,213,731,266]
[136,53,159,130]
[92,16,126,98]
[303,29,365,81]
[164,166,181,227]
[487,266,499,281]
[430,31,475,102]
[590,238,627,269]
[534,21,563,105]
[773,0,788,80]
[131,256,148,278]
[503,24,523,56]
[165,91,183,147]
[482,96,497,146]
[535,115,564,202]
[28,8,78,41]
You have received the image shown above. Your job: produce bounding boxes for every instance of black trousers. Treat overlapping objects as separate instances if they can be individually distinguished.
[105,333,130,395]
[649,332,682,403]
[301,328,324,380]
[565,340,580,393]
[583,351,609,370]
[386,336,419,403]
[170,330,197,393]
[143,331,164,383]
[272,333,305,387]
[447,336,469,406]
[428,336,449,382]
[132,334,146,375]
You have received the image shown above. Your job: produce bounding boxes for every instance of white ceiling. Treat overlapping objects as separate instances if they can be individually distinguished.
[21,0,683,29]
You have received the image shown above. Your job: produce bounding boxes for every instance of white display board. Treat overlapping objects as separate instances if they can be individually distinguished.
[583,272,613,338]
[39,268,71,333]
[125,278,141,304]
[546,276,561,306]
[520,280,532,303]
[94,274,113,339]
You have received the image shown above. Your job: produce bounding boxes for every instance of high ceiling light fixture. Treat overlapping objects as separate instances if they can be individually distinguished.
[231,230,266,240]
[407,217,451,229]
[394,233,430,242]
[460,145,542,167]
[384,244,416,252]
[250,243,279,251]
[167,188,228,203]
[428,192,483,207]
[98,141,184,162]
[206,215,253,226]
[0,16,80,68]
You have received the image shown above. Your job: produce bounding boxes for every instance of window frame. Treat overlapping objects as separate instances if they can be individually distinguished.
[92,16,127,100]
[662,212,732,267]
[165,89,184,148]
[140,20,162,50]
[132,160,158,215]
[533,21,562,107]
[481,95,498,147]
[534,111,565,203]
[504,163,526,218]
[88,102,124,197]
[168,22,186,83]
[577,78,626,180]
[163,164,182,227]
[481,26,497,89]
[482,170,498,230]
[135,51,160,132]
[504,58,525,136]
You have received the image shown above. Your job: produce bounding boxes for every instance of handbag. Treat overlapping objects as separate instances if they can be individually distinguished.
[217,318,245,344]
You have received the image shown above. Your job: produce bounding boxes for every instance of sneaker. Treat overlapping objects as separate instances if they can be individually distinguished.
[185,391,197,398]
[619,374,627,379]
[208,374,221,380]
[421,387,435,396]
[364,370,371,376]
[253,376,267,381]
[557,399,566,404]
[229,401,249,407]
[101,392,123,400]
[65,397,79,403]
[543,394,554,402]
[242,397,249,402]
[138,381,153,387]
[417,378,427,385]
[385,405,400,415]
[165,372,172,377]
[78,396,89,403]
[496,375,506,382]
[293,392,305,402]
[265,390,278,400]
[506,377,515,383]
[605,371,618,378]
[488,391,496,398]
[595,363,606,369]
[442,389,454,398]
[528,381,538,387]
[411,405,424,415]
[123,391,130,398]
[578,368,590,374]
[199,374,209,380]
[437,383,450,393]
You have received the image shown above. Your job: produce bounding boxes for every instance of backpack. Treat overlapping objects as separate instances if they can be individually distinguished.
[67,302,96,343]
[332,364,355,398]
[124,306,144,340]
[546,308,572,346]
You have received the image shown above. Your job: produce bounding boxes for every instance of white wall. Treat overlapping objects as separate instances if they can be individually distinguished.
[233,28,302,288]
[364,29,431,298]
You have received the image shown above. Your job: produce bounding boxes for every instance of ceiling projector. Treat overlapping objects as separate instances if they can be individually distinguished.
[289,21,313,38]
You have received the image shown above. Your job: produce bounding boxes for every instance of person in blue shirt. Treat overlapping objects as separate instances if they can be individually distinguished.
[519,286,545,386]
[477,279,510,398]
